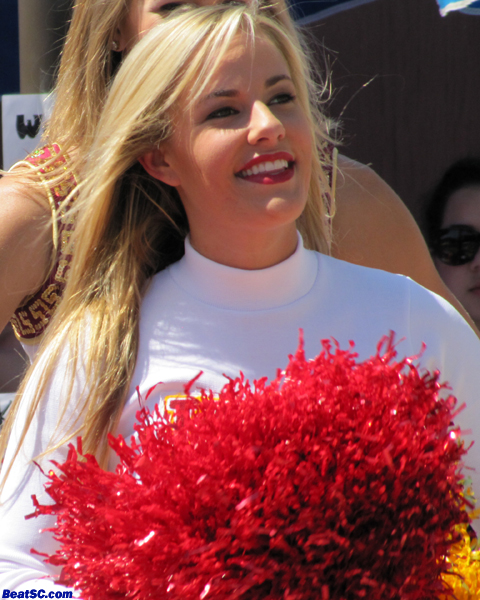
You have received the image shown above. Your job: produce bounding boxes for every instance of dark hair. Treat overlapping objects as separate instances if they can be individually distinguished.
[423,158,480,249]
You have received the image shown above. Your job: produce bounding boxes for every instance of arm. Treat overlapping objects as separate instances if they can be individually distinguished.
[0,172,53,334]
[406,280,480,531]
[331,155,480,335]
[0,324,27,393]
[0,343,84,596]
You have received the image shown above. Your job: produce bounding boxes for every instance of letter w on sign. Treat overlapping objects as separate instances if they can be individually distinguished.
[16,114,42,139]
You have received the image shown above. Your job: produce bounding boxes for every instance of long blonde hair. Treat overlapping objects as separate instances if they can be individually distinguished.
[41,0,305,165]
[7,1,332,209]
[0,4,335,478]
[44,0,129,152]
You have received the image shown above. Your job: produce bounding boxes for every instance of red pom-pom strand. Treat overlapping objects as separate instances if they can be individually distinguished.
[30,334,470,600]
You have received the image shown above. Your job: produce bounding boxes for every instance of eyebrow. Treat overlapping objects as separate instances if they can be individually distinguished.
[202,74,292,102]
[266,74,291,87]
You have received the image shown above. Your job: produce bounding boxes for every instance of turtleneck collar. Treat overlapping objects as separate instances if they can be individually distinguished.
[168,232,319,311]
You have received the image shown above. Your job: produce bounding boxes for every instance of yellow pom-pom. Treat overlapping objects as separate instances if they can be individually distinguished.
[440,522,480,600]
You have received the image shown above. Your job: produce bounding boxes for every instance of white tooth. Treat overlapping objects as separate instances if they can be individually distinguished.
[243,159,289,177]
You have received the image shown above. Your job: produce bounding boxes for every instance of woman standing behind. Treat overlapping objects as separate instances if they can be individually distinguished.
[0,0,474,368]
[0,5,479,595]
[425,159,480,331]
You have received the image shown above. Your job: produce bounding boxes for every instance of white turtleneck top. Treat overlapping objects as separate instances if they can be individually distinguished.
[2,235,480,596]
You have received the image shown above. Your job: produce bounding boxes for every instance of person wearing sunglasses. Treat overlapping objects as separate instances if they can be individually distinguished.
[424,158,480,330]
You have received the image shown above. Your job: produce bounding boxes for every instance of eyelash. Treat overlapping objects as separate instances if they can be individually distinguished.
[270,93,296,105]
[206,107,239,120]
[158,0,245,12]
[205,93,296,121]
[158,2,185,14]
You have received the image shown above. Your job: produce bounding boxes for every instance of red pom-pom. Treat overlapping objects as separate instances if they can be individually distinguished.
[30,335,470,600]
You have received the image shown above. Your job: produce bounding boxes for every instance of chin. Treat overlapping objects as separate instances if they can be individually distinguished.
[262,195,306,220]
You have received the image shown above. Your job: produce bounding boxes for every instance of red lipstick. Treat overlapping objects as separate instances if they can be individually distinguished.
[238,152,294,173]
[236,152,295,185]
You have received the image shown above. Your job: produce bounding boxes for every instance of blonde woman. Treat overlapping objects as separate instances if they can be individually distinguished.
[0,5,479,595]
[0,0,476,370]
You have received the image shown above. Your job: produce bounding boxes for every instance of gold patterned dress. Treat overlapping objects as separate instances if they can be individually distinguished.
[9,144,77,347]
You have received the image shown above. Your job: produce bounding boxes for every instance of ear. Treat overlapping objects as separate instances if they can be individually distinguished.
[113,26,129,53]
[139,148,182,187]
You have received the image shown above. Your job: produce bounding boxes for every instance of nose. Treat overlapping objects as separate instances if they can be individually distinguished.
[247,101,285,146]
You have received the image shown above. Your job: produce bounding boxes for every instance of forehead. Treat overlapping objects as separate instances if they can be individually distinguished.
[443,185,480,229]
[198,32,290,92]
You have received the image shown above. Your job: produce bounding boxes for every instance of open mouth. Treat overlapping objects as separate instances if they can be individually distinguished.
[238,159,291,178]
[235,153,295,184]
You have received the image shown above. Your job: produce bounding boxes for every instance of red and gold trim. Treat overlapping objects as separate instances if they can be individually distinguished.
[10,144,78,344]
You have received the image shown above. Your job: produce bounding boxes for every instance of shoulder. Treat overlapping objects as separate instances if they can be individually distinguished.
[1,145,80,340]
[331,155,435,281]
[0,142,76,236]
[0,171,54,331]
[331,155,423,273]
[330,155,479,332]
[315,249,412,296]
[0,169,51,219]
[314,250,473,332]
[313,252,480,391]
[0,172,51,261]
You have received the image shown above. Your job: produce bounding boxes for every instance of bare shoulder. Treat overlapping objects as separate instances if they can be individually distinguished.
[0,172,53,332]
[0,170,51,220]
[332,155,418,270]
[331,155,480,335]
[332,154,437,279]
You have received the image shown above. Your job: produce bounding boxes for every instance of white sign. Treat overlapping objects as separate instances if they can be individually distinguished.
[1,93,54,170]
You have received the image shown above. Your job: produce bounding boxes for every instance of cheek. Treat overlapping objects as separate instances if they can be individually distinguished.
[137,12,163,39]
[292,116,313,168]
[190,134,233,183]
[435,260,469,296]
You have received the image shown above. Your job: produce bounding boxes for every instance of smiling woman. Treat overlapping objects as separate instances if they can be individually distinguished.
[0,0,475,384]
[1,5,480,597]
[140,33,313,268]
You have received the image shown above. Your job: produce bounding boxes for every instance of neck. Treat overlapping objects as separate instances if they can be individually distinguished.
[188,225,299,270]
[171,231,317,311]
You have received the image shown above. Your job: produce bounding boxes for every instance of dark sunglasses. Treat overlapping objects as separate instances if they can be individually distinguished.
[432,224,480,266]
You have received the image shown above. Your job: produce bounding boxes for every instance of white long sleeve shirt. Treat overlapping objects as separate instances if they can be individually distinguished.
[2,235,480,595]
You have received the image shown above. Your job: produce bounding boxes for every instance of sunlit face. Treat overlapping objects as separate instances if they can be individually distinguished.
[146,32,312,265]
[119,0,248,50]
[434,185,480,329]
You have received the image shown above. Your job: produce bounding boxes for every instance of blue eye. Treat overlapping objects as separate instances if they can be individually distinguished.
[158,2,185,14]
[206,107,239,120]
[269,93,295,105]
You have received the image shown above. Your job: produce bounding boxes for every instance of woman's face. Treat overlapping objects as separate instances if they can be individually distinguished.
[142,32,312,267]
[434,185,480,329]
[119,0,247,50]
